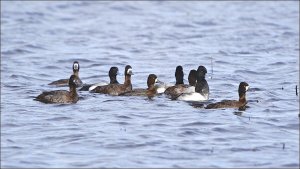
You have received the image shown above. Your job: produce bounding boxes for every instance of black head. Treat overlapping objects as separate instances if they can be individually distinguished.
[109,67,119,77]
[188,69,197,86]
[68,75,77,87]
[125,65,133,76]
[73,61,80,72]
[147,74,158,88]
[175,65,184,85]
[238,82,249,97]
[197,65,207,79]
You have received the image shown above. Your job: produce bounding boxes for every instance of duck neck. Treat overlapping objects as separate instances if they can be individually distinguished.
[110,76,118,84]
[196,76,205,81]
[147,84,157,97]
[69,86,78,98]
[124,75,132,87]
[176,79,184,85]
[189,81,196,86]
[239,93,246,103]
[73,71,79,77]
[147,84,156,92]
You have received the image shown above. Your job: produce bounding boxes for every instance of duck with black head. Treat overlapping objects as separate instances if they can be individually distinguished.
[176,69,205,101]
[35,75,79,104]
[194,65,210,99]
[120,74,161,98]
[205,82,249,109]
[164,66,195,99]
[90,65,133,96]
[79,66,120,91]
[48,61,83,87]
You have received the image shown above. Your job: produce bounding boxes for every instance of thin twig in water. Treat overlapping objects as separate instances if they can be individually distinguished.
[211,56,213,79]
[296,85,298,96]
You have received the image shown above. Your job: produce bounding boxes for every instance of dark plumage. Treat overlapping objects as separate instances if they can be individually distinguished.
[48,61,83,87]
[35,75,79,104]
[90,65,133,96]
[195,65,209,99]
[120,74,160,98]
[79,66,119,91]
[205,82,249,109]
[175,65,184,85]
[164,66,192,99]
[188,69,197,86]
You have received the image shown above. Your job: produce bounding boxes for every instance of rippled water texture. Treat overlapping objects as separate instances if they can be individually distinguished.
[1,1,299,168]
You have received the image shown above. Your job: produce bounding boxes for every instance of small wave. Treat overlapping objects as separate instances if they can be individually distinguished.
[102,99,125,103]
[109,121,130,125]
[232,51,253,55]
[46,116,72,121]
[143,123,169,127]
[268,62,286,66]
[43,65,60,69]
[230,147,260,152]
[116,115,132,119]
[234,69,272,75]
[2,49,33,55]
[182,121,220,127]
[24,44,47,50]
[57,58,94,63]
[282,163,300,167]
[194,21,218,26]
[178,129,199,136]
[173,23,196,28]
[218,50,229,55]
[212,127,230,133]
[214,60,231,65]
[106,46,124,51]
[25,11,45,17]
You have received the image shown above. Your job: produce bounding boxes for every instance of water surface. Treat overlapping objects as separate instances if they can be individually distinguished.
[1,1,299,168]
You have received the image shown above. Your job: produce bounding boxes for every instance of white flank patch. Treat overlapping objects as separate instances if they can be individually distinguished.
[178,92,208,101]
[88,82,108,91]
[156,87,166,93]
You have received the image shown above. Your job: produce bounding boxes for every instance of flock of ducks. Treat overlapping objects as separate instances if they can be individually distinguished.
[35,61,250,109]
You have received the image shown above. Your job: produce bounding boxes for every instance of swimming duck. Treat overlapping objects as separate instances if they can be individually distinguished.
[90,65,133,96]
[205,82,249,109]
[194,65,209,100]
[79,66,119,91]
[164,66,194,99]
[120,74,160,98]
[48,61,83,87]
[177,69,208,101]
[35,75,79,104]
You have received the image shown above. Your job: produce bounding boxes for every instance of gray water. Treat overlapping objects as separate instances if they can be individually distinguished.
[1,1,299,168]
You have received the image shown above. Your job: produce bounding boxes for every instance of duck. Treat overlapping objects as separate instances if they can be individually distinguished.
[35,75,79,104]
[90,65,133,96]
[164,66,194,99]
[79,66,119,91]
[177,69,207,101]
[120,74,160,98]
[205,82,249,109]
[48,61,83,87]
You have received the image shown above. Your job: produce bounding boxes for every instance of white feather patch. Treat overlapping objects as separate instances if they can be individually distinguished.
[73,63,79,70]
[177,92,208,101]
[88,82,108,91]
[127,68,132,74]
